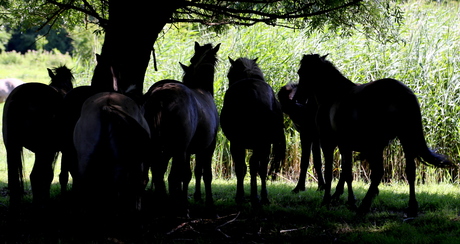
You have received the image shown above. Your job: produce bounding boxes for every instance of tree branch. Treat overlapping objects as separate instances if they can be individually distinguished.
[173,0,364,27]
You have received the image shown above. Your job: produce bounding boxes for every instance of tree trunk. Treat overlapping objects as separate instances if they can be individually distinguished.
[97,1,184,97]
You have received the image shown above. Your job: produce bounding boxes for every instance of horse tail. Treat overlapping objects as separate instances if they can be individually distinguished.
[397,88,454,169]
[101,105,151,152]
[100,105,150,210]
[269,125,286,180]
[418,148,453,168]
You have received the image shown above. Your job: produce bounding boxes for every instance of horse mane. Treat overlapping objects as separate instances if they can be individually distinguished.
[300,54,351,83]
[48,65,74,94]
[189,42,218,66]
[227,57,265,85]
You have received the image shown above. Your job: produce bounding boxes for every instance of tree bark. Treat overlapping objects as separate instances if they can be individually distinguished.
[97,1,184,97]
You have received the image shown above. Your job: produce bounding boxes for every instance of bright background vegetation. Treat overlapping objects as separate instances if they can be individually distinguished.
[0,1,460,243]
[0,0,459,186]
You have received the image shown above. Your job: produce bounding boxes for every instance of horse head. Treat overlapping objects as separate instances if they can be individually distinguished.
[182,42,220,94]
[295,53,337,104]
[227,57,264,86]
[47,65,74,96]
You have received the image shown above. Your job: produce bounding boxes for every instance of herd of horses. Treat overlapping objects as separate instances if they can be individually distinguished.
[2,42,454,218]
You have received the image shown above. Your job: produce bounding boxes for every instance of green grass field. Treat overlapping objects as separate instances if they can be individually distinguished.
[1,0,460,243]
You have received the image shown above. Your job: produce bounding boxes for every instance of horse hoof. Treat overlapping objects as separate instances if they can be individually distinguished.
[292,186,305,193]
[357,205,370,216]
[260,198,270,205]
[347,203,358,212]
[193,193,203,203]
[347,197,357,210]
[404,208,418,218]
[205,199,214,208]
[235,196,246,205]
[321,199,331,209]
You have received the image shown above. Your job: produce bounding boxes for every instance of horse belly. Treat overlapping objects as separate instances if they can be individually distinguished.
[332,105,397,151]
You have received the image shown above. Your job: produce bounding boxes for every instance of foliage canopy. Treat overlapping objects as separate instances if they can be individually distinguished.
[1,0,403,42]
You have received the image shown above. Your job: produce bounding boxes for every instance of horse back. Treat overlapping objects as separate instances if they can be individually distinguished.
[143,81,200,151]
[330,78,421,149]
[73,92,150,196]
[221,78,284,148]
[3,82,64,151]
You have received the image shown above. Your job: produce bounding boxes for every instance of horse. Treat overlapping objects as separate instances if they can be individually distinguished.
[72,62,151,215]
[0,78,25,103]
[59,54,121,194]
[278,83,325,193]
[220,57,286,206]
[294,54,454,217]
[143,42,220,213]
[2,66,74,207]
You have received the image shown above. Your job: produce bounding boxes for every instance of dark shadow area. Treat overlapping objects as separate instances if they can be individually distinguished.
[0,180,459,243]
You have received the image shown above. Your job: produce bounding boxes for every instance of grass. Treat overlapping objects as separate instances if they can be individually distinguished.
[1,178,460,243]
[0,0,460,243]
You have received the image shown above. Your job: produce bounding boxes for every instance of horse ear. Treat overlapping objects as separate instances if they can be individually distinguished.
[96,53,102,63]
[213,43,221,53]
[47,68,55,79]
[180,62,188,72]
[228,57,235,65]
[320,54,329,60]
[194,41,200,51]
[253,58,258,63]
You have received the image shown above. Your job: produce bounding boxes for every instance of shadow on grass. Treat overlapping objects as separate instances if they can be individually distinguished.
[0,180,459,243]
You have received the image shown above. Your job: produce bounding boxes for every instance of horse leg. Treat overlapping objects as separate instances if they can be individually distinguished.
[168,153,184,200]
[182,153,192,208]
[257,146,271,205]
[249,149,260,206]
[59,148,77,194]
[332,149,356,209]
[405,154,418,217]
[195,146,215,206]
[30,151,58,207]
[292,133,311,193]
[231,144,246,205]
[321,145,335,208]
[168,152,188,216]
[151,152,170,198]
[358,151,384,215]
[312,140,325,191]
[59,153,69,194]
[6,145,24,206]
[193,154,203,202]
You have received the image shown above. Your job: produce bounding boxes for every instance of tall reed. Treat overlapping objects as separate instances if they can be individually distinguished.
[146,0,460,184]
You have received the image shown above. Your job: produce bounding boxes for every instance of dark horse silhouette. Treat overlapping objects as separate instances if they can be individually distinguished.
[278,83,325,193]
[3,66,74,207]
[220,57,286,206]
[72,62,150,214]
[143,42,220,212]
[295,54,454,217]
[59,54,122,194]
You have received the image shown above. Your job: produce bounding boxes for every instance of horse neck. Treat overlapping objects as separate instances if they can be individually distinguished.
[316,73,356,104]
[50,81,73,96]
[183,64,215,95]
